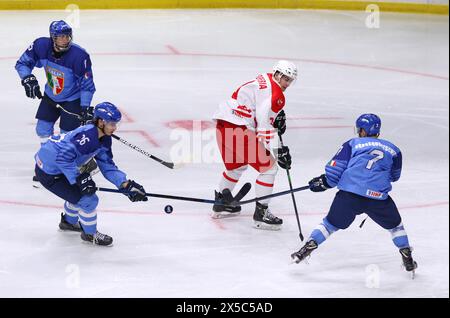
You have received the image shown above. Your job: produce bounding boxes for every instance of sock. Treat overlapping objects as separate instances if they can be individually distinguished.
[389,222,410,249]
[309,217,339,245]
[78,209,97,235]
[218,166,247,193]
[255,175,275,205]
[63,201,80,224]
[255,163,277,205]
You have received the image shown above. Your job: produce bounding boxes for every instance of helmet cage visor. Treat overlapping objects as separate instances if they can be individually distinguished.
[52,34,73,52]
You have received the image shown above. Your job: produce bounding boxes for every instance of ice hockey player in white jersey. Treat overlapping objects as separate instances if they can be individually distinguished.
[212,60,297,230]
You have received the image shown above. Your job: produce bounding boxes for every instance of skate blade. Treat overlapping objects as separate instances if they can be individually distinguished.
[253,221,282,231]
[409,262,418,279]
[289,255,300,265]
[401,263,417,279]
[289,256,310,265]
[81,240,114,247]
[211,211,241,219]
[58,229,82,233]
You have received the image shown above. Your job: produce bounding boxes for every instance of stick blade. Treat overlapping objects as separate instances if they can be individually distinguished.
[228,182,252,207]
[233,182,252,203]
[161,161,175,169]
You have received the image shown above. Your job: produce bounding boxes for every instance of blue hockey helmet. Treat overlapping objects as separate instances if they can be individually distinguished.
[94,102,122,123]
[356,113,381,136]
[49,20,73,51]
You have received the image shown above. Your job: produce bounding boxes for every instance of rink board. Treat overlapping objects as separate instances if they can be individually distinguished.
[0,0,448,15]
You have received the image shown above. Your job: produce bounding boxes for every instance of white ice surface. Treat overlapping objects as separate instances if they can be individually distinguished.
[0,9,448,298]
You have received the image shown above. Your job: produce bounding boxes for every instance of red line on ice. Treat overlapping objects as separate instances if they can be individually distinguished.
[0,200,447,217]
[0,56,19,60]
[400,201,450,210]
[2,52,447,80]
[119,109,135,123]
[166,45,181,55]
[120,129,160,147]
[211,218,226,230]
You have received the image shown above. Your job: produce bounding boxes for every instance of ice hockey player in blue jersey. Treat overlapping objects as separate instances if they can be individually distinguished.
[15,20,96,163]
[34,102,148,246]
[291,114,417,275]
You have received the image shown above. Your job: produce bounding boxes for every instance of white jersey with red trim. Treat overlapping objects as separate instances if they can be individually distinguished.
[213,73,286,150]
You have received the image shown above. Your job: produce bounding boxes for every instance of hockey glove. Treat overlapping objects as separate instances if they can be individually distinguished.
[80,106,95,125]
[21,74,42,99]
[122,180,148,202]
[277,145,291,170]
[309,174,331,192]
[76,172,97,196]
[273,110,286,135]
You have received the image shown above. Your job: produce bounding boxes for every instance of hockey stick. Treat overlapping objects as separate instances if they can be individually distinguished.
[98,186,217,204]
[237,185,310,205]
[359,216,369,228]
[279,134,304,241]
[221,182,252,207]
[53,104,82,120]
[110,134,176,170]
[97,184,309,206]
[98,182,250,205]
[54,105,178,169]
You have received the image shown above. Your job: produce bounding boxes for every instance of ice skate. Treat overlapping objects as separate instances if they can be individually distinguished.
[291,240,318,264]
[211,190,241,219]
[58,213,82,232]
[81,230,113,246]
[32,175,40,189]
[253,202,282,230]
[400,247,418,279]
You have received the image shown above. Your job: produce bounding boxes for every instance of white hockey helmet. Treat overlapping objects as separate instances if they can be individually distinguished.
[272,60,298,82]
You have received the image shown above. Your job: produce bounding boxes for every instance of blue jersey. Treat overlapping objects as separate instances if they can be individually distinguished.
[35,125,127,188]
[15,37,95,107]
[324,137,402,200]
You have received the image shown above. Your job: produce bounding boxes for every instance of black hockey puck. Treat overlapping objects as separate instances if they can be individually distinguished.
[164,205,173,214]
